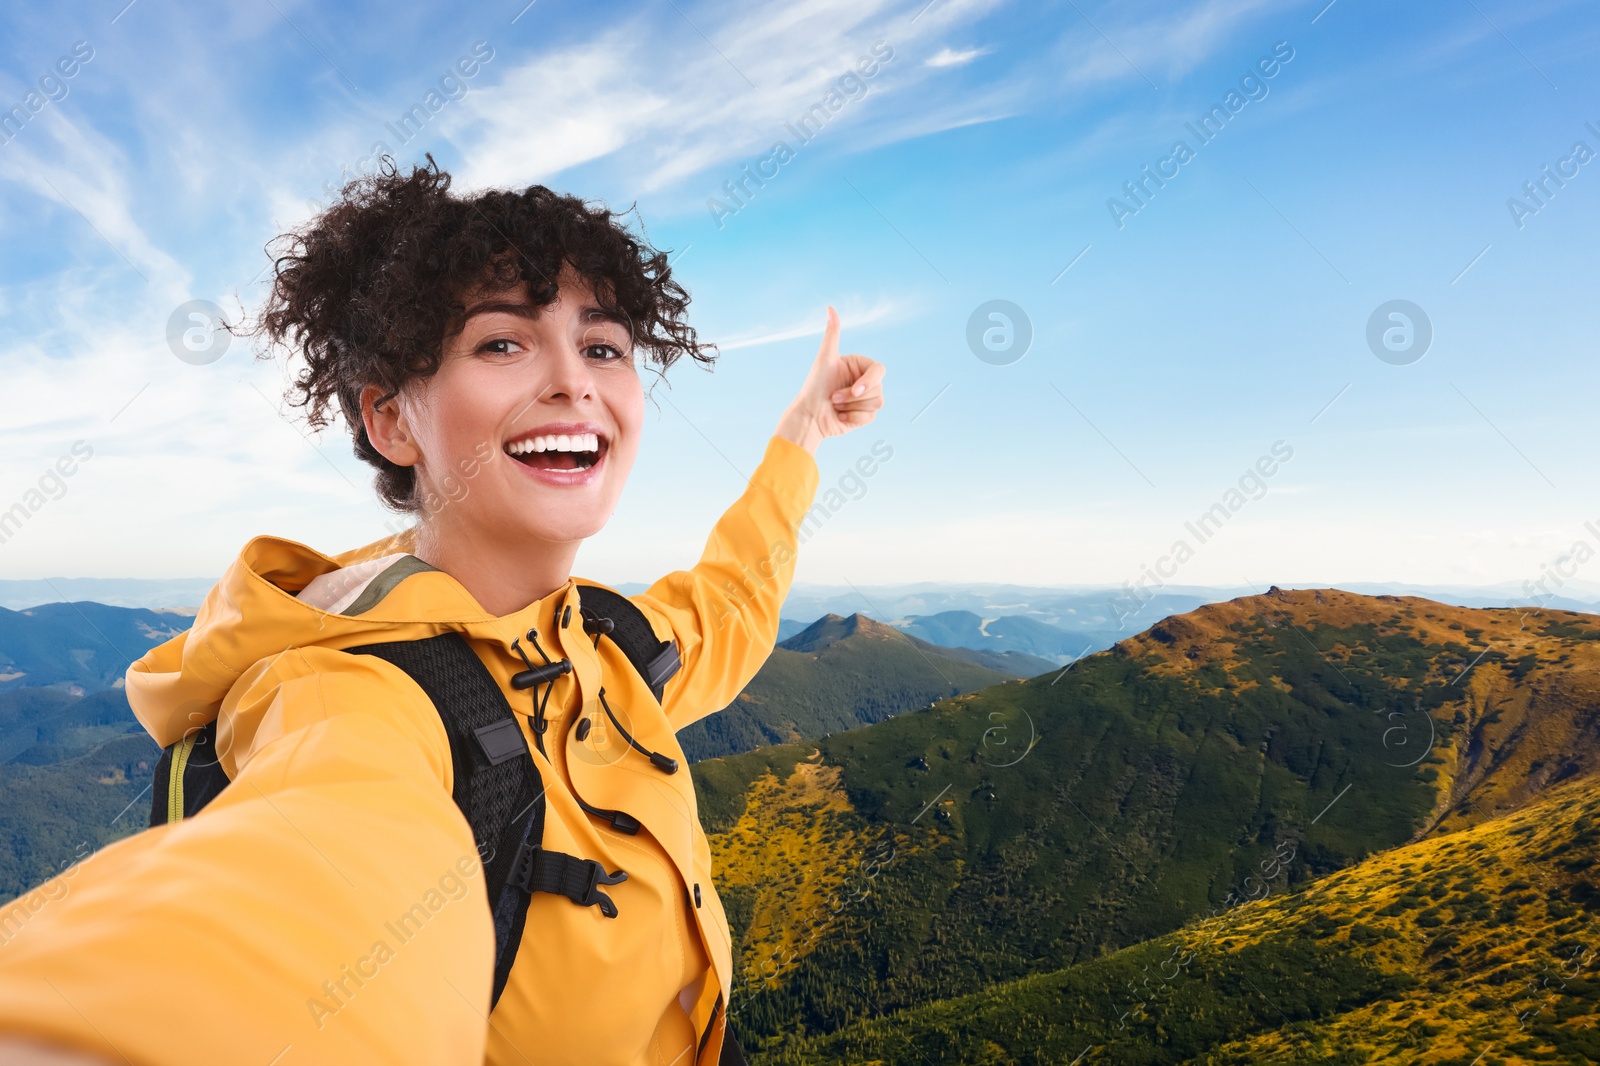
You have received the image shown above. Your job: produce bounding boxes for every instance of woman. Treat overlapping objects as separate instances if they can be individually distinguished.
[0,158,885,1065]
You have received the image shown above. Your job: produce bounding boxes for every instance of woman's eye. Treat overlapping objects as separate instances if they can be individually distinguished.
[585,343,628,361]
[478,338,521,356]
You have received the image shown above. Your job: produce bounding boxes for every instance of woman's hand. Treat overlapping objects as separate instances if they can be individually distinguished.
[774,306,886,455]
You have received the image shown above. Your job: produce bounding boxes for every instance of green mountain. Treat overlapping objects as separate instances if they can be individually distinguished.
[678,613,1054,763]
[0,683,155,900]
[694,589,1600,1059]
[0,685,143,766]
[769,775,1600,1064]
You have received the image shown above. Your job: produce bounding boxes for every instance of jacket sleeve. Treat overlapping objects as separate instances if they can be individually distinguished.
[0,648,494,1066]
[632,434,821,731]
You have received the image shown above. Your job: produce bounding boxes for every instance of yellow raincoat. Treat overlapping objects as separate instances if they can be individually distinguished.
[0,434,819,1065]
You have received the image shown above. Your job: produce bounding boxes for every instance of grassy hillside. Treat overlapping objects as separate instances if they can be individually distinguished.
[678,613,1046,762]
[766,775,1600,1064]
[0,732,158,902]
[1114,588,1600,836]
[696,589,1600,1056]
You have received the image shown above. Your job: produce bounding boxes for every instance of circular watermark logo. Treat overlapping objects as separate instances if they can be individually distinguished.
[1365,300,1432,366]
[1380,707,1436,768]
[166,300,232,365]
[978,706,1040,767]
[966,300,1032,366]
[570,704,635,770]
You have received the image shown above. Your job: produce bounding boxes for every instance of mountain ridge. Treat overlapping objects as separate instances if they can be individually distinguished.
[677,611,1047,763]
[697,587,1600,1056]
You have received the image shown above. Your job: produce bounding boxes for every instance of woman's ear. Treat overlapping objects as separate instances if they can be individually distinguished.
[361,383,423,467]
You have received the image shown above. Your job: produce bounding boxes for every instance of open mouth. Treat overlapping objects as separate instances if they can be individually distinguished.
[504,431,608,471]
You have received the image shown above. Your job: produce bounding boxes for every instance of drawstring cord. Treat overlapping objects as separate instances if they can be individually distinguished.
[582,609,679,776]
[509,629,569,757]
[597,687,679,774]
[511,628,638,832]
[504,613,675,841]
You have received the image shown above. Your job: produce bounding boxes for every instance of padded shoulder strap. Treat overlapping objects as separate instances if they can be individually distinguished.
[575,584,681,703]
[345,632,627,1008]
[346,633,543,1007]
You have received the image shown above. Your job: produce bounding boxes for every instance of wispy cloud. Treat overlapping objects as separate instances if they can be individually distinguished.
[925,45,994,67]
[712,297,908,351]
[0,113,188,299]
[442,0,1012,198]
[1051,0,1283,88]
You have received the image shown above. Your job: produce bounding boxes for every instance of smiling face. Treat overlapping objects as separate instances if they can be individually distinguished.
[362,261,646,560]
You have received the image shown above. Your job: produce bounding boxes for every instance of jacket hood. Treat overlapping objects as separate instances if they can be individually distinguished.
[126,530,577,747]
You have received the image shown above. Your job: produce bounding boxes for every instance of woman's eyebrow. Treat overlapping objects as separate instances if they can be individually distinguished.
[580,306,631,329]
[461,302,628,328]
[462,299,539,321]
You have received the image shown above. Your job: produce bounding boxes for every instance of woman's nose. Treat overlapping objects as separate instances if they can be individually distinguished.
[539,341,597,402]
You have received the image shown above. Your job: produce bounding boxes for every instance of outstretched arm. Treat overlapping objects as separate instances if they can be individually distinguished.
[0,650,495,1066]
[634,306,886,729]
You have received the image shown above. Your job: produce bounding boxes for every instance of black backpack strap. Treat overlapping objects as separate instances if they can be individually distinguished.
[149,719,231,827]
[575,584,681,703]
[346,632,624,1008]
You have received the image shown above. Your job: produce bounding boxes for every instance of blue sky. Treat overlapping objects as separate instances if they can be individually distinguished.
[1,0,1597,599]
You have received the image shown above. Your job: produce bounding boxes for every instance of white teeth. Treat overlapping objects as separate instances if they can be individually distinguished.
[505,432,601,455]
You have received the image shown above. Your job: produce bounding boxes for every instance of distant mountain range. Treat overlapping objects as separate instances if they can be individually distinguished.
[0,602,189,691]
[9,577,1599,652]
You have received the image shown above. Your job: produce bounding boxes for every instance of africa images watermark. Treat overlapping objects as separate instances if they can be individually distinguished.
[305,849,487,1030]
[1505,118,1600,230]
[379,438,500,542]
[1108,440,1295,628]
[303,41,497,217]
[707,41,895,230]
[0,841,95,948]
[0,441,95,549]
[713,439,894,630]
[1106,40,1296,230]
[1513,517,1600,612]
[0,40,95,149]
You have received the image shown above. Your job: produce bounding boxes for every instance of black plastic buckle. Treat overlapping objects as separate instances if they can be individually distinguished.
[508,840,629,918]
[581,861,629,918]
[508,839,536,891]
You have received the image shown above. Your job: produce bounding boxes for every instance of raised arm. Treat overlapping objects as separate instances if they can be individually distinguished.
[634,306,885,730]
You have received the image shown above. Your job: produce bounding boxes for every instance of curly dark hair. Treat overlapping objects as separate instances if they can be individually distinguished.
[244,153,715,512]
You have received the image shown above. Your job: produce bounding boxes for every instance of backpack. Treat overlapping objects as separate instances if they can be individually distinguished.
[148,584,747,1063]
